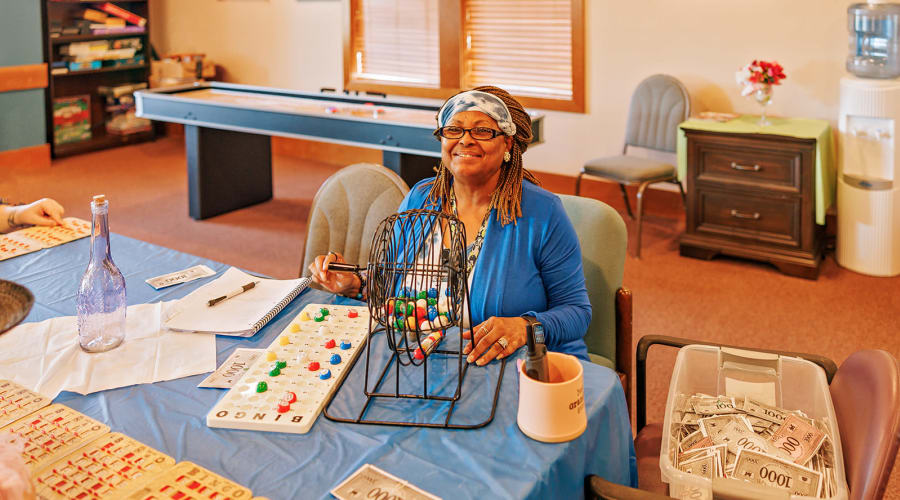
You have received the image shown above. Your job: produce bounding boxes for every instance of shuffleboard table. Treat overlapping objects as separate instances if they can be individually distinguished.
[135,82,544,219]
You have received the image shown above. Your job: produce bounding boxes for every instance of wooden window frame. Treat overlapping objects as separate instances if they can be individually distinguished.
[343,0,584,112]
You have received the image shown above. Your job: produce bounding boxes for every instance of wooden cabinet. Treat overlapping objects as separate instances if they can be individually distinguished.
[679,129,824,279]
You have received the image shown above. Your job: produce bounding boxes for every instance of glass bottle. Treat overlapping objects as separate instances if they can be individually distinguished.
[76,194,126,353]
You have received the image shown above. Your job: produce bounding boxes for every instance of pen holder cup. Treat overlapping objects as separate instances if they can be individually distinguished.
[517,352,586,443]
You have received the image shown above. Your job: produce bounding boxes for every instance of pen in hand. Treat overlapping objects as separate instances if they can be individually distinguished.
[207,281,259,307]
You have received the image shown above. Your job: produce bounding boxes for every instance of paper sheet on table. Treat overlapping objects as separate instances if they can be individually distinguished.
[0,301,215,399]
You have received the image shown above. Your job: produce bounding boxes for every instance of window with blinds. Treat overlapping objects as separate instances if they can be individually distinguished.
[463,0,574,101]
[350,0,440,87]
[344,0,584,111]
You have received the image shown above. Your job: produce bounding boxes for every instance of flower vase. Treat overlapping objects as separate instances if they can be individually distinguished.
[753,84,773,126]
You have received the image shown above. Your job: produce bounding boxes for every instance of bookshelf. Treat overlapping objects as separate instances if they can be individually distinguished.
[41,0,154,158]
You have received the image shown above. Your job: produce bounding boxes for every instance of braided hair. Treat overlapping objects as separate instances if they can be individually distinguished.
[427,85,540,226]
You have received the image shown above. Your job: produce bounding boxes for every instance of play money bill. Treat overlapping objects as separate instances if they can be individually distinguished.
[743,397,790,425]
[691,396,739,415]
[678,454,715,480]
[768,414,826,465]
[146,264,216,289]
[198,348,263,389]
[332,464,442,500]
[733,449,821,497]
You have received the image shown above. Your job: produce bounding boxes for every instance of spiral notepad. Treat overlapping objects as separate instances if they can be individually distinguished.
[164,267,309,337]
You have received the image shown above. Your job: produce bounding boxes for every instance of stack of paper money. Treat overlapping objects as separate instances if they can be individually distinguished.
[669,393,839,498]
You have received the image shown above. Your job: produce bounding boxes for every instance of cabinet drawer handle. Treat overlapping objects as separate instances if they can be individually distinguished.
[730,161,761,172]
[730,209,761,220]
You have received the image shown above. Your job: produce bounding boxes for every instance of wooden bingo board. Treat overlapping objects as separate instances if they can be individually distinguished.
[119,461,252,500]
[33,432,175,500]
[0,403,109,473]
[207,303,369,434]
[0,379,51,428]
[0,217,91,261]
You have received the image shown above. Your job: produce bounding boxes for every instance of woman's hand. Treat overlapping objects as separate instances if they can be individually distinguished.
[307,252,360,296]
[463,316,528,366]
[12,198,65,227]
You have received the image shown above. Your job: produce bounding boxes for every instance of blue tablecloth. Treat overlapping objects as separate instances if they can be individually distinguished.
[0,234,636,499]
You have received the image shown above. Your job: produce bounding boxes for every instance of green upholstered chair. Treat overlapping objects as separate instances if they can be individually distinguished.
[575,74,690,258]
[300,163,409,278]
[558,194,633,414]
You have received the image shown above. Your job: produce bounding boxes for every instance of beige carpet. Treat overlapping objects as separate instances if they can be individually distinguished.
[2,136,897,498]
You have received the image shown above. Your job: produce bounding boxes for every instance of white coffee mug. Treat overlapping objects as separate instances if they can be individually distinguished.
[517,352,586,443]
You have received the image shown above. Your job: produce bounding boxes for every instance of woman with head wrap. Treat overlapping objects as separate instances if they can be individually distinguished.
[309,86,591,364]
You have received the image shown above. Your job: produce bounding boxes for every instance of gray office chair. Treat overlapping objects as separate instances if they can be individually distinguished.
[558,194,633,414]
[300,163,409,277]
[576,74,690,258]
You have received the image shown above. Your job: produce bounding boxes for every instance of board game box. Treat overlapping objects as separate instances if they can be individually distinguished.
[53,95,91,145]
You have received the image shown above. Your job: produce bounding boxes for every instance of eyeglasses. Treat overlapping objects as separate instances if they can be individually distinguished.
[434,126,504,141]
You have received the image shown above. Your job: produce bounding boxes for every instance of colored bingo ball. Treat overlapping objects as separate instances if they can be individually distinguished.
[427,287,438,298]
[427,306,438,321]
[417,290,427,300]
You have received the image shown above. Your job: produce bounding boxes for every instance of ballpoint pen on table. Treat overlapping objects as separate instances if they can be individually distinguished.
[207,281,259,307]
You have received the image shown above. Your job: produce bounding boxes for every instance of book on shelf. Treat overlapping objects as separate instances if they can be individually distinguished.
[91,26,145,35]
[99,82,151,135]
[81,8,107,23]
[67,60,101,72]
[58,38,144,71]
[50,61,68,75]
[164,268,310,337]
[53,95,91,146]
[97,82,147,98]
[98,3,146,27]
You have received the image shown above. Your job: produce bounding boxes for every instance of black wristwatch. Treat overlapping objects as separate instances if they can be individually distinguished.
[523,316,545,344]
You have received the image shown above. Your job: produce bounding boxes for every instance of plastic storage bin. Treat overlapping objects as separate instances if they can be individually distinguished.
[659,345,849,500]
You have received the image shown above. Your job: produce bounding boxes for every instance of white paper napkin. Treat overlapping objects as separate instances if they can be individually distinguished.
[0,301,216,399]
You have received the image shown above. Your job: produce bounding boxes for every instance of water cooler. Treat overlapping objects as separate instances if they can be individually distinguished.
[837,1,900,276]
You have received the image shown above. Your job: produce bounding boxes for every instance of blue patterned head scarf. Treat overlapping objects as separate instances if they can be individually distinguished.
[436,90,516,136]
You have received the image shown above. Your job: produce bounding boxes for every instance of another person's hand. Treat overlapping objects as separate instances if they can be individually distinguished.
[12,198,65,227]
[307,252,360,296]
[463,316,528,366]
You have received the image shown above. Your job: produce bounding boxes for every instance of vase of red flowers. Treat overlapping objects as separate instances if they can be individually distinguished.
[735,60,786,126]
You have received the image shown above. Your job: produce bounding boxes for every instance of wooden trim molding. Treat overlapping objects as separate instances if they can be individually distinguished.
[0,64,48,93]
[0,144,51,168]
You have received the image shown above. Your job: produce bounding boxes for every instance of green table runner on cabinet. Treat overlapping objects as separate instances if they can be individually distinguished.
[676,115,835,225]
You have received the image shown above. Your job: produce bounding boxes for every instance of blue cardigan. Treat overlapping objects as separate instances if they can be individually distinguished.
[397,178,591,360]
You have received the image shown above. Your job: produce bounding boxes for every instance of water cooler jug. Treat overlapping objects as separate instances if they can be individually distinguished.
[837,2,900,276]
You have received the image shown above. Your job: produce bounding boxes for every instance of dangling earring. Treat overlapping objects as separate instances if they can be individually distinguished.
[503,151,511,163]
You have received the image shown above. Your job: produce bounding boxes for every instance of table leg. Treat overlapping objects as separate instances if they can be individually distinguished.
[382,151,440,187]
[185,125,273,220]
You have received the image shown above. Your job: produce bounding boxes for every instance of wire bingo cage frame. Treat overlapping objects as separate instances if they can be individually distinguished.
[324,209,505,429]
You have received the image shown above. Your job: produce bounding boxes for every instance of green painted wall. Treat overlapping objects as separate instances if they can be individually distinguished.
[0,90,47,152]
[0,0,47,152]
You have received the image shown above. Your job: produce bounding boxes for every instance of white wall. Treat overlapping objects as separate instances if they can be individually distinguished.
[150,0,848,176]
